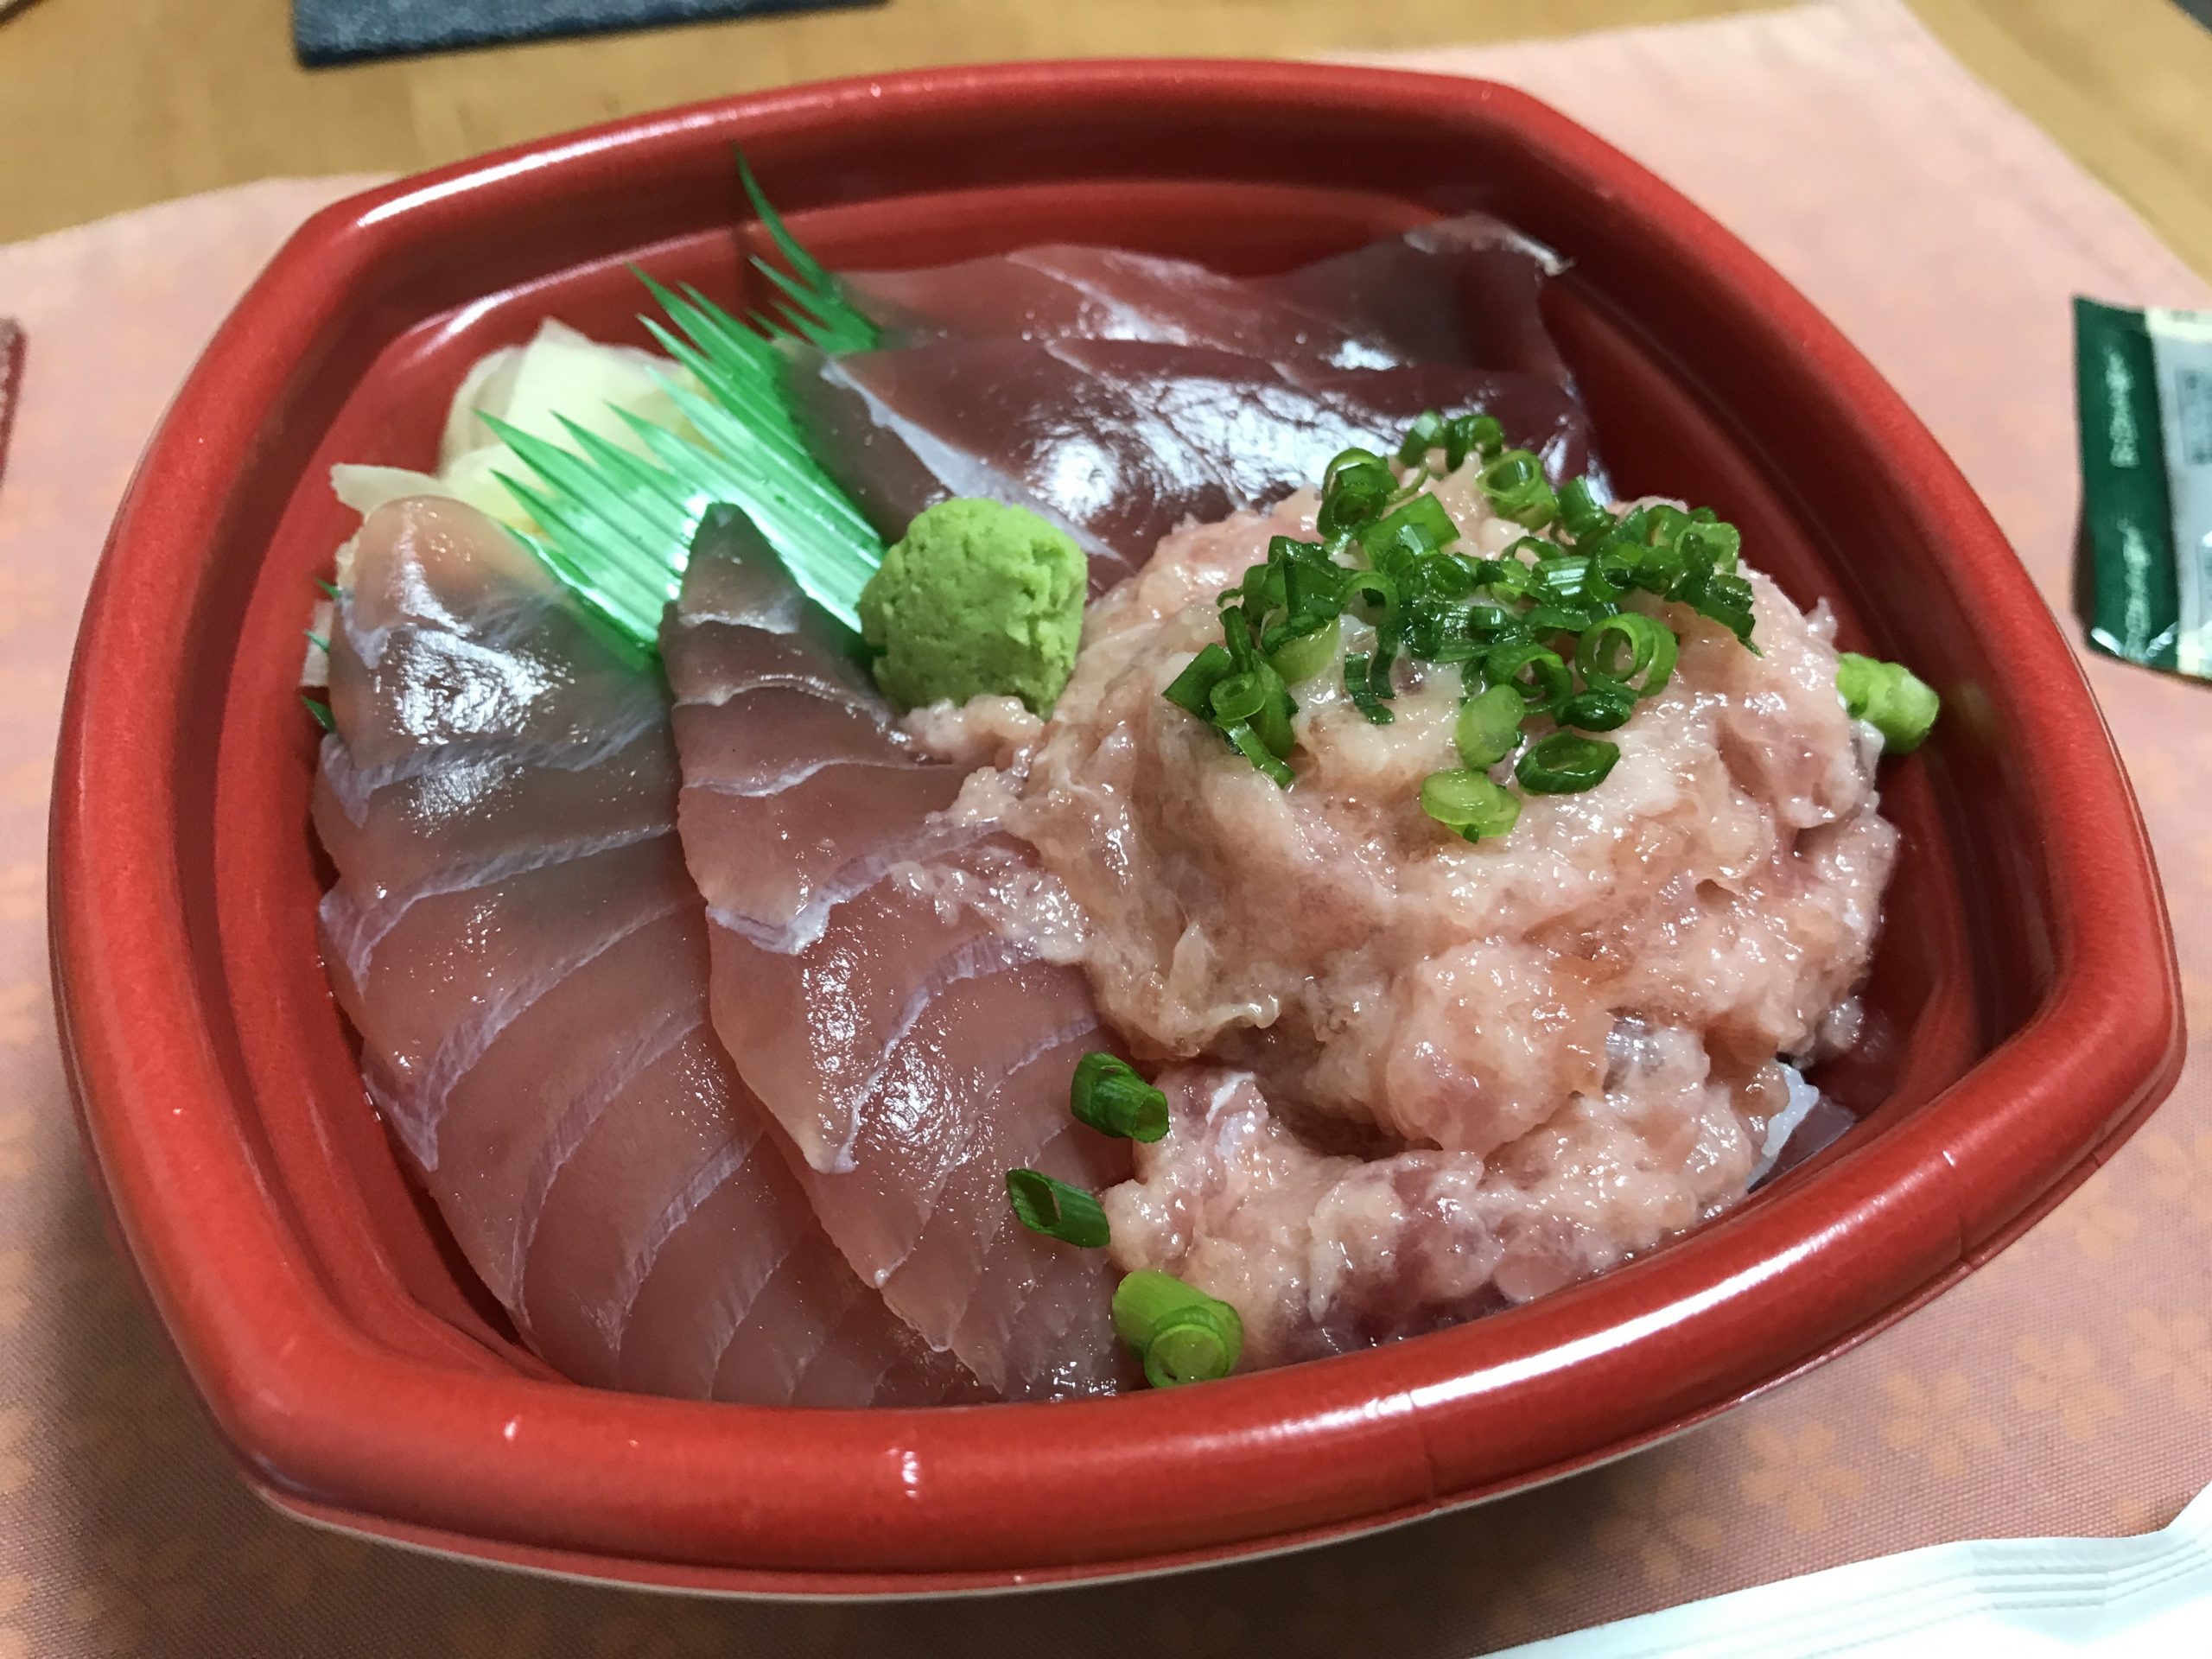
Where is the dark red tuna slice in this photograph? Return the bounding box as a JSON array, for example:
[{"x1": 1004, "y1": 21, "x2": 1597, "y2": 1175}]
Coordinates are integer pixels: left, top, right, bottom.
[
  {"x1": 663, "y1": 509, "x2": 1135, "y2": 1398},
  {"x1": 317, "y1": 494, "x2": 961, "y2": 1407}
]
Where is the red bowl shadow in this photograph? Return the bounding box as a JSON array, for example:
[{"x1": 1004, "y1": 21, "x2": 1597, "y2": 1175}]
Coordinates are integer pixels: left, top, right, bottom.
[{"x1": 50, "y1": 60, "x2": 2181, "y2": 1592}]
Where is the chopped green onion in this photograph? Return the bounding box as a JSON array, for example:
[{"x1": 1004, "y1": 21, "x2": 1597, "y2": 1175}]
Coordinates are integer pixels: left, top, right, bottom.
[
  {"x1": 1456, "y1": 682, "x2": 1525, "y2": 769},
  {"x1": 1402, "y1": 596, "x2": 1478, "y2": 661},
  {"x1": 1588, "y1": 537, "x2": 1648, "y2": 594},
  {"x1": 1159, "y1": 406, "x2": 1762, "y2": 838},
  {"x1": 1641, "y1": 504, "x2": 1691, "y2": 549},
  {"x1": 1444, "y1": 413, "x2": 1505, "y2": 471},
  {"x1": 1219, "y1": 601, "x2": 1259, "y2": 673},
  {"x1": 1249, "y1": 671, "x2": 1298, "y2": 758},
  {"x1": 1421, "y1": 767, "x2": 1522, "y2": 841},
  {"x1": 1224, "y1": 720, "x2": 1296, "y2": 786},
  {"x1": 314, "y1": 578, "x2": 344, "y2": 601},
  {"x1": 1397, "y1": 409, "x2": 1446, "y2": 465},
  {"x1": 1516, "y1": 731, "x2": 1621, "y2": 794},
  {"x1": 1344, "y1": 652, "x2": 1395, "y2": 724},
  {"x1": 1006, "y1": 1169, "x2": 1109, "y2": 1248},
  {"x1": 1479, "y1": 448, "x2": 1539, "y2": 493},
  {"x1": 1558, "y1": 476, "x2": 1611, "y2": 541},
  {"x1": 1464, "y1": 603, "x2": 1530, "y2": 648},
  {"x1": 303, "y1": 630, "x2": 331, "y2": 655},
  {"x1": 1484, "y1": 642, "x2": 1572, "y2": 715},
  {"x1": 1836, "y1": 652, "x2": 1941, "y2": 753},
  {"x1": 1230, "y1": 557, "x2": 1287, "y2": 613},
  {"x1": 1163, "y1": 644, "x2": 1234, "y2": 718},
  {"x1": 301, "y1": 696, "x2": 336, "y2": 733},
  {"x1": 1319, "y1": 453, "x2": 1395, "y2": 537},
  {"x1": 1112, "y1": 1270, "x2": 1244, "y2": 1388},
  {"x1": 1471, "y1": 556, "x2": 1525, "y2": 594},
  {"x1": 1479, "y1": 448, "x2": 1559, "y2": 529},
  {"x1": 1681, "y1": 568, "x2": 1759, "y2": 650},
  {"x1": 1283, "y1": 553, "x2": 1348, "y2": 620},
  {"x1": 1559, "y1": 685, "x2": 1635, "y2": 731},
  {"x1": 1368, "y1": 624, "x2": 1402, "y2": 696},
  {"x1": 1678, "y1": 519, "x2": 1742, "y2": 575},
  {"x1": 1628, "y1": 537, "x2": 1685, "y2": 596},
  {"x1": 1421, "y1": 553, "x2": 1484, "y2": 602},
  {"x1": 1322, "y1": 446, "x2": 1387, "y2": 492},
  {"x1": 1341, "y1": 568, "x2": 1399, "y2": 620},
  {"x1": 1357, "y1": 493, "x2": 1459, "y2": 565},
  {"x1": 1524, "y1": 602, "x2": 1602, "y2": 637},
  {"x1": 1575, "y1": 613, "x2": 1678, "y2": 696},
  {"x1": 1071, "y1": 1052, "x2": 1170, "y2": 1143},
  {"x1": 1531, "y1": 552, "x2": 1622, "y2": 611},
  {"x1": 1209, "y1": 670, "x2": 1270, "y2": 726},
  {"x1": 1265, "y1": 614, "x2": 1341, "y2": 684}
]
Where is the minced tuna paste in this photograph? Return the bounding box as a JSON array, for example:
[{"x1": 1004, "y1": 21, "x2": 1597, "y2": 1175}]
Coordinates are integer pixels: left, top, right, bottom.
[{"x1": 931, "y1": 463, "x2": 1895, "y2": 1367}]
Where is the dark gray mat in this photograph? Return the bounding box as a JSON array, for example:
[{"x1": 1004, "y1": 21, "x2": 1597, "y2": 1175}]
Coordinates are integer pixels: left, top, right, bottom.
[{"x1": 295, "y1": 0, "x2": 877, "y2": 66}]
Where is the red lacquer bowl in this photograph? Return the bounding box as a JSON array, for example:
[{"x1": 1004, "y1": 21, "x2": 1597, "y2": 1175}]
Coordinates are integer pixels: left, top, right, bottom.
[{"x1": 52, "y1": 60, "x2": 2180, "y2": 1593}]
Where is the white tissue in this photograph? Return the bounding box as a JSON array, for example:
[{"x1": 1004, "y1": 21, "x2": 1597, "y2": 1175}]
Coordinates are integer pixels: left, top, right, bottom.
[{"x1": 1494, "y1": 1480, "x2": 2212, "y2": 1657}]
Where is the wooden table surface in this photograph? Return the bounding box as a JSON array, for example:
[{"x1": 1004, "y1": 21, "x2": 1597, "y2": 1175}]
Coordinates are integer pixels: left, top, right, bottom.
[{"x1": 3, "y1": 0, "x2": 2211, "y2": 276}]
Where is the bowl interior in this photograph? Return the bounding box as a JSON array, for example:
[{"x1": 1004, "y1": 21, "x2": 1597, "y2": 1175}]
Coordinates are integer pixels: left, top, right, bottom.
[{"x1": 213, "y1": 168, "x2": 2003, "y2": 1382}]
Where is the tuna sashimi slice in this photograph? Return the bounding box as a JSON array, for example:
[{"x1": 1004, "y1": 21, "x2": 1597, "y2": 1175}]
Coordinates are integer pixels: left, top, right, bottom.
[
  {"x1": 785, "y1": 337, "x2": 1591, "y2": 588},
  {"x1": 840, "y1": 215, "x2": 1576, "y2": 389},
  {"x1": 844, "y1": 244, "x2": 1395, "y2": 365},
  {"x1": 1251, "y1": 214, "x2": 1579, "y2": 389},
  {"x1": 663, "y1": 508, "x2": 1135, "y2": 1398},
  {"x1": 316, "y1": 494, "x2": 963, "y2": 1407}
]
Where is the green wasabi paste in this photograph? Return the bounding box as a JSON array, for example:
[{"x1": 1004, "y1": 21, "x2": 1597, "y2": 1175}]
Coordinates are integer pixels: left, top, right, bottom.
[{"x1": 858, "y1": 499, "x2": 1086, "y2": 715}]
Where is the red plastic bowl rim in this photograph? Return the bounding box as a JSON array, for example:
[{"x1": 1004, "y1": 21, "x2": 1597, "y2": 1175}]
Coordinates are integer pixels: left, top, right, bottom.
[{"x1": 51, "y1": 58, "x2": 2179, "y2": 1586}]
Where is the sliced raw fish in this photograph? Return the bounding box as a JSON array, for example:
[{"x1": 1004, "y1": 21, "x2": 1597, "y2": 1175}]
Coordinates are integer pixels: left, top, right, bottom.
[
  {"x1": 845, "y1": 244, "x2": 1395, "y2": 365},
  {"x1": 793, "y1": 214, "x2": 1591, "y2": 586},
  {"x1": 316, "y1": 494, "x2": 962, "y2": 1407},
  {"x1": 785, "y1": 336, "x2": 1592, "y2": 588},
  {"x1": 662, "y1": 508, "x2": 1135, "y2": 1398},
  {"x1": 841, "y1": 215, "x2": 1574, "y2": 387},
  {"x1": 1251, "y1": 214, "x2": 1578, "y2": 389}
]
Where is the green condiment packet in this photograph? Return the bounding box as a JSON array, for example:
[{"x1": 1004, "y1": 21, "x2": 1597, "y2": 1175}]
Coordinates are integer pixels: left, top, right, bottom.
[{"x1": 2075, "y1": 297, "x2": 2212, "y2": 674}]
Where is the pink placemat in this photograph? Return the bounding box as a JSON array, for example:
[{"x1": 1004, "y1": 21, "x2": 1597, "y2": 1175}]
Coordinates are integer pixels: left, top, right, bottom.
[{"x1": 3, "y1": 3, "x2": 2209, "y2": 1654}]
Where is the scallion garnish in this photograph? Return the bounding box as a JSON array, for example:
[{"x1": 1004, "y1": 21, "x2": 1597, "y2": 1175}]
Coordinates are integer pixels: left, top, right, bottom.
[
  {"x1": 1836, "y1": 652, "x2": 1941, "y2": 753},
  {"x1": 1558, "y1": 685, "x2": 1635, "y2": 732},
  {"x1": 1152, "y1": 407, "x2": 1826, "y2": 835},
  {"x1": 1006, "y1": 1169, "x2": 1110, "y2": 1249},
  {"x1": 1517, "y1": 731, "x2": 1621, "y2": 794},
  {"x1": 1223, "y1": 720, "x2": 1296, "y2": 787},
  {"x1": 1357, "y1": 493, "x2": 1458, "y2": 564},
  {"x1": 1112, "y1": 1270, "x2": 1244, "y2": 1388},
  {"x1": 1070, "y1": 1052, "x2": 1171, "y2": 1142},
  {"x1": 1209, "y1": 669, "x2": 1272, "y2": 727},
  {"x1": 1344, "y1": 652, "x2": 1394, "y2": 725},
  {"x1": 1163, "y1": 643, "x2": 1234, "y2": 719},
  {"x1": 301, "y1": 696, "x2": 336, "y2": 734},
  {"x1": 1484, "y1": 642, "x2": 1573, "y2": 715},
  {"x1": 1421, "y1": 768, "x2": 1522, "y2": 842},
  {"x1": 1264, "y1": 613, "x2": 1340, "y2": 685},
  {"x1": 1443, "y1": 412, "x2": 1503, "y2": 471},
  {"x1": 1558, "y1": 475, "x2": 1611, "y2": 541},
  {"x1": 1575, "y1": 613, "x2": 1677, "y2": 696},
  {"x1": 1396, "y1": 409, "x2": 1446, "y2": 465},
  {"x1": 1455, "y1": 683, "x2": 1525, "y2": 769},
  {"x1": 1478, "y1": 448, "x2": 1559, "y2": 529},
  {"x1": 1319, "y1": 448, "x2": 1395, "y2": 537}
]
